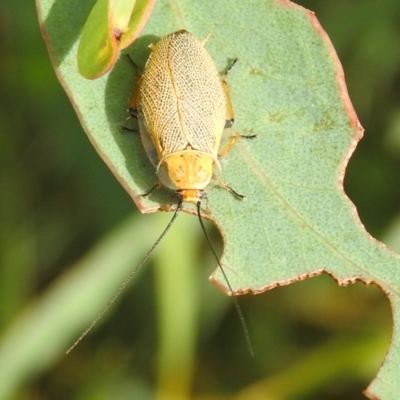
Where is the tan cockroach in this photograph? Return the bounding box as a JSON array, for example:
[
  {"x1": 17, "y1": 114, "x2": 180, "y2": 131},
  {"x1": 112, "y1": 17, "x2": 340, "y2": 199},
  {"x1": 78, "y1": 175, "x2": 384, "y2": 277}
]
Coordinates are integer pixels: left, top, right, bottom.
[{"x1": 67, "y1": 30, "x2": 255, "y2": 354}]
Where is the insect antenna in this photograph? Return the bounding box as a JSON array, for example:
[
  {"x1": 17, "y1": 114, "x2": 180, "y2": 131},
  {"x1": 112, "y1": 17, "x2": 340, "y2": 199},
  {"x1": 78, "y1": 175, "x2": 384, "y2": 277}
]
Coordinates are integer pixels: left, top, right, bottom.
[
  {"x1": 66, "y1": 201, "x2": 183, "y2": 354},
  {"x1": 196, "y1": 201, "x2": 254, "y2": 357}
]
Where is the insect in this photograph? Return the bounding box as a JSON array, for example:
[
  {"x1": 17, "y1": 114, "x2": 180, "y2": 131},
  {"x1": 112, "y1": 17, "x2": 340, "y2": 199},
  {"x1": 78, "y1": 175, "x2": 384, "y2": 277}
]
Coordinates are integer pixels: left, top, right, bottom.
[
  {"x1": 131, "y1": 29, "x2": 245, "y2": 205},
  {"x1": 67, "y1": 30, "x2": 254, "y2": 354}
]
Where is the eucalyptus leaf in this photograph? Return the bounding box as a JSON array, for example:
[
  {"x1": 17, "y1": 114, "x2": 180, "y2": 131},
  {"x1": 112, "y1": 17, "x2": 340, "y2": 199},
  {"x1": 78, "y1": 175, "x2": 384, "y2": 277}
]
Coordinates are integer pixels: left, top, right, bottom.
[{"x1": 36, "y1": 0, "x2": 400, "y2": 398}]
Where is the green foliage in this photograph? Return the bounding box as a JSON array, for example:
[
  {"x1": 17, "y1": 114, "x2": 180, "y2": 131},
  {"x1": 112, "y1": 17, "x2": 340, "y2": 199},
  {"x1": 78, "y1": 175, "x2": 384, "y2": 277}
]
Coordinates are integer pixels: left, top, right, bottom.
[
  {"x1": 0, "y1": 0, "x2": 399, "y2": 399},
  {"x1": 77, "y1": 0, "x2": 155, "y2": 78}
]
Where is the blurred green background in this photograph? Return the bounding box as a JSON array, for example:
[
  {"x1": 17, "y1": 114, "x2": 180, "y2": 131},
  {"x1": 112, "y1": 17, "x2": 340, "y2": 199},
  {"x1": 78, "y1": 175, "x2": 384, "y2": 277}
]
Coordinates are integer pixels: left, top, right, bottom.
[{"x1": 0, "y1": 0, "x2": 399, "y2": 399}]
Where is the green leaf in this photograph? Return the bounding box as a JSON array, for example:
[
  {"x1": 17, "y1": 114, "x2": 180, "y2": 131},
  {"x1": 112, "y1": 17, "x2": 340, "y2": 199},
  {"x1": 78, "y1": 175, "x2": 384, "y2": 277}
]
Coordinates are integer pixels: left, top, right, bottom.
[
  {"x1": 36, "y1": 0, "x2": 400, "y2": 398},
  {"x1": 112, "y1": 0, "x2": 137, "y2": 33},
  {"x1": 77, "y1": 0, "x2": 155, "y2": 79},
  {"x1": 116, "y1": 0, "x2": 157, "y2": 50},
  {"x1": 77, "y1": 0, "x2": 117, "y2": 79},
  {"x1": 0, "y1": 213, "x2": 163, "y2": 400}
]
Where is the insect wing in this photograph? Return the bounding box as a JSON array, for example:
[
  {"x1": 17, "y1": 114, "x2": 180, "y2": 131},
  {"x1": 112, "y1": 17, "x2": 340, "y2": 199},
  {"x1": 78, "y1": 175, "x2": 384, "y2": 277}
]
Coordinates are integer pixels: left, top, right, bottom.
[{"x1": 139, "y1": 31, "x2": 226, "y2": 159}]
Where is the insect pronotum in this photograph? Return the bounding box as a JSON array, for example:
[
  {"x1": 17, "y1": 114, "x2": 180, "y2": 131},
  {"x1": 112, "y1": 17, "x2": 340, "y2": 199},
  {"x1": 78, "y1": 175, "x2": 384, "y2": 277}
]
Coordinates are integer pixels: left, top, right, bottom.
[{"x1": 67, "y1": 30, "x2": 255, "y2": 355}]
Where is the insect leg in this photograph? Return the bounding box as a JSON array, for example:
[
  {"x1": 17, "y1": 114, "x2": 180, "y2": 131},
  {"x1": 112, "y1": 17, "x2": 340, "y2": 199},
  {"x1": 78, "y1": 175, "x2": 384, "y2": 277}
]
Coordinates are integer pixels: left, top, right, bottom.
[
  {"x1": 122, "y1": 57, "x2": 143, "y2": 131},
  {"x1": 218, "y1": 132, "x2": 257, "y2": 159},
  {"x1": 124, "y1": 54, "x2": 143, "y2": 118},
  {"x1": 140, "y1": 181, "x2": 162, "y2": 198},
  {"x1": 221, "y1": 58, "x2": 238, "y2": 128},
  {"x1": 212, "y1": 175, "x2": 245, "y2": 201},
  {"x1": 128, "y1": 76, "x2": 143, "y2": 119}
]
